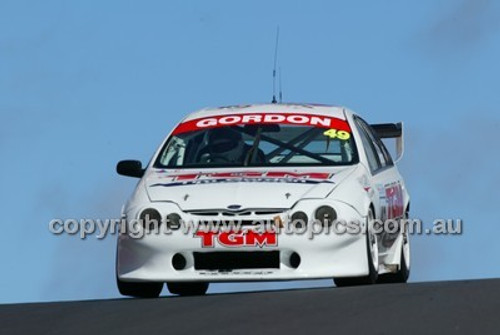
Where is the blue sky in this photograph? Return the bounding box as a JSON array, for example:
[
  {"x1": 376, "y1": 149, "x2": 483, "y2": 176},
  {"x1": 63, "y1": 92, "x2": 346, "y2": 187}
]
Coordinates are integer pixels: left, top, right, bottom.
[{"x1": 1, "y1": 0, "x2": 500, "y2": 303}]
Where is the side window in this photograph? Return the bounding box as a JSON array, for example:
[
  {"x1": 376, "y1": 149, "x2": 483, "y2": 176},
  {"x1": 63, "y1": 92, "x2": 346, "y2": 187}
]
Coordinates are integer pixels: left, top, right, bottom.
[
  {"x1": 357, "y1": 117, "x2": 395, "y2": 170},
  {"x1": 354, "y1": 118, "x2": 381, "y2": 173},
  {"x1": 362, "y1": 123, "x2": 387, "y2": 167},
  {"x1": 361, "y1": 119, "x2": 394, "y2": 167},
  {"x1": 376, "y1": 138, "x2": 394, "y2": 166}
]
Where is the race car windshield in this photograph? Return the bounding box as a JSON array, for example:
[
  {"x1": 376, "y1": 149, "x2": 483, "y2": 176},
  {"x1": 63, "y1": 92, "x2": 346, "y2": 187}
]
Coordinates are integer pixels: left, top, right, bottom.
[{"x1": 155, "y1": 122, "x2": 358, "y2": 168}]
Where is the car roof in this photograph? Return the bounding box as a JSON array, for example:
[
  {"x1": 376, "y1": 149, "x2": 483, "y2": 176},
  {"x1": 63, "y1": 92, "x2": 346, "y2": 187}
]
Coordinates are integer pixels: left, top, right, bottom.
[{"x1": 182, "y1": 103, "x2": 352, "y2": 121}]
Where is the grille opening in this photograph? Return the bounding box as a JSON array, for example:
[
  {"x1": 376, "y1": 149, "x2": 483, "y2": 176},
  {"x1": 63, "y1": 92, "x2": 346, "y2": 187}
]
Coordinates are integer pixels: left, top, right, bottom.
[
  {"x1": 197, "y1": 220, "x2": 273, "y2": 227},
  {"x1": 254, "y1": 210, "x2": 283, "y2": 215},
  {"x1": 194, "y1": 251, "x2": 280, "y2": 271},
  {"x1": 187, "y1": 209, "x2": 285, "y2": 217},
  {"x1": 221, "y1": 211, "x2": 252, "y2": 216},
  {"x1": 189, "y1": 211, "x2": 219, "y2": 216}
]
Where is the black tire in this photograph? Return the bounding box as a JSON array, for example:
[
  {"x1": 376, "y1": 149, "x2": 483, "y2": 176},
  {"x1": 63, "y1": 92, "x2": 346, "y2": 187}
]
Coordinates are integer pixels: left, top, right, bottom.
[
  {"x1": 377, "y1": 210, "x2": 410, "y2": 284},
  {"x1": 377, "y1": 251, "x2": 409, "y2": 284},
  {"x1": 334, "y1": 209, "x2": 378, "y2": 287},
  {"x1": 377, "y1": 234, "x2": 410, "y2": 283},
  {"x1": 117, "y1": 278, "x2": 163, "y2": 298},
  {"x1": 167, "y1": 282, "x2": 209, "y2": 296}
]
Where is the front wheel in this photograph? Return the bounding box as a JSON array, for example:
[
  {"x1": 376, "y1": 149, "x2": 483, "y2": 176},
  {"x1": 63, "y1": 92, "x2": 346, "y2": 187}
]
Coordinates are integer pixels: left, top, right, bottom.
[
  {"x1": 167, "y1": 282, "x2": 209, "y2": 296},
  {"x1": 334, "y1": 208, "x2": 379, "y2": 287},
  {"x1": 117, "y1": 278, "x2": 163, "y2": 298}
]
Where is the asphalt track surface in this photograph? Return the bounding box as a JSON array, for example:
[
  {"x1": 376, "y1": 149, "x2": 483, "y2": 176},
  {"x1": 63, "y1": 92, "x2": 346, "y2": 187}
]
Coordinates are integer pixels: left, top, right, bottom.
[{"x1": 1, "y1": 278, "x2": 499, "y2": 334}]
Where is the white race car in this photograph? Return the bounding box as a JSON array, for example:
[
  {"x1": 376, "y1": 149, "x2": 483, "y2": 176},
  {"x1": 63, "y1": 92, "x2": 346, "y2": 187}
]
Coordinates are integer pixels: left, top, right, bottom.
[{"x1": 116, "y1": 103, "x2": 410, "y2": 297}]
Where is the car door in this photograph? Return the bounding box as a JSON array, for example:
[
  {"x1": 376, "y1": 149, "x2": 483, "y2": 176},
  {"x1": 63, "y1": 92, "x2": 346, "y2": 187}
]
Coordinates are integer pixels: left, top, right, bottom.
[
  {"x1": 353, "y1": 116, "x2": 405, "y2": 223},
  {"x1": 353, "y1": 116, "x2": 406, "y2": 255}
]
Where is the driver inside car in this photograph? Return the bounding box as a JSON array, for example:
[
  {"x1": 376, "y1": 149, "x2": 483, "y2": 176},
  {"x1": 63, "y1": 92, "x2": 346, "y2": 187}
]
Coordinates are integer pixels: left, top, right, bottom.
[{"x1": 197, "y1": 127, "x2": 265, "y2": 165}]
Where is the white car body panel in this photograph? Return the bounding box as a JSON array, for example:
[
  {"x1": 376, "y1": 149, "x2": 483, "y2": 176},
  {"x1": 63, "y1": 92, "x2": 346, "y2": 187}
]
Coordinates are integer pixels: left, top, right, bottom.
[{"x1": 116, "y1": 103, "x2": 410, "y2": 283}]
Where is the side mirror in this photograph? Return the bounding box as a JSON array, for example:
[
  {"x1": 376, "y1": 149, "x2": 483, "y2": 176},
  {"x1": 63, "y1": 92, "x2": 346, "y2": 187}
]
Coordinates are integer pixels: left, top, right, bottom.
[{"x1": 116, "y1": 160, "x2": 144, "y2": 178}]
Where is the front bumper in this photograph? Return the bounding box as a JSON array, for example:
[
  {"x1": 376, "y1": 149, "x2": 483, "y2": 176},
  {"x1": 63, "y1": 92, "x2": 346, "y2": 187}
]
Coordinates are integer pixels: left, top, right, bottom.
[{"x1": 116, "y1": 200, "x2": 369, "y2": 282}]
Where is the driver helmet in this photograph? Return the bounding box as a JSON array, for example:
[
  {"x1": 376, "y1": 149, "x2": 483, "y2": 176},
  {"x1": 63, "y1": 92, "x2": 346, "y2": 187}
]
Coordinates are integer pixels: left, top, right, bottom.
[{"x1": 206, "y1": 127, "x2": 245, "y2": 162}]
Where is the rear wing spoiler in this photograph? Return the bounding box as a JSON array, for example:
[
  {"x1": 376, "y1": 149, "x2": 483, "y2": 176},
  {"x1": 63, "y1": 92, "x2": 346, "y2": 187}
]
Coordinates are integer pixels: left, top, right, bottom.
[{"x1": 370, "y1": 122, "x2": 404, "y2": 162}]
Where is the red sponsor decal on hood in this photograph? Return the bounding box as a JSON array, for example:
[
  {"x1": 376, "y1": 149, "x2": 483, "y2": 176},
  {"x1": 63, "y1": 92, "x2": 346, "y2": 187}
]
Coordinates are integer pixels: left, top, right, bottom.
[
  {"x1": 150, "y1": 170, "x2": 335, "y2": 187},
  {"x1": 172, "y1": 113, "x2": 350, "y2": 135},
  {"x1": 162, "y1": 171, "x2": 333, "y2": 181}
]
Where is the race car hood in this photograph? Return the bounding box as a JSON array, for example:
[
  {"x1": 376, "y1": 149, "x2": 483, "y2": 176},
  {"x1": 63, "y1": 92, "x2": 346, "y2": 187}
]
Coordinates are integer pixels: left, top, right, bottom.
[{"x1": 144, "y1": 166, "x2": 357, "y2": 211}]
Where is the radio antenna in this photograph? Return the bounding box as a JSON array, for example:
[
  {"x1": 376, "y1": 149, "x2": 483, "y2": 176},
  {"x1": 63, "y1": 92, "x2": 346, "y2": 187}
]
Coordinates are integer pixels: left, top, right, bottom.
[
  {"x1": 271, "y1": 26, "x2": 280, "y2": 104},
  {"x1": 279, "y1": 66, "x2": 283, "y2": 103}
]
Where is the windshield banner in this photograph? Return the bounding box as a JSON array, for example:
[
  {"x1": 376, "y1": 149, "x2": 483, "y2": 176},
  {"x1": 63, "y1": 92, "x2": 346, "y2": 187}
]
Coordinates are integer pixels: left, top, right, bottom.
[{"x1": 172, "y1": 113, "x2": 351, "y2": 135}]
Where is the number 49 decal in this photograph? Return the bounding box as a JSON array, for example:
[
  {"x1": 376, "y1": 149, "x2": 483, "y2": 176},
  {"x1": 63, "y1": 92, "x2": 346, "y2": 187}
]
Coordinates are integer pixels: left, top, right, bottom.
[{"x1": 323, "y1": 129, "x2": 351, "y2": 140}]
